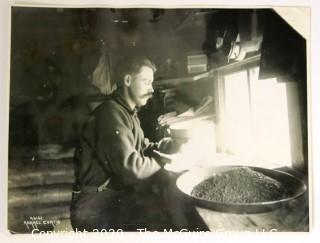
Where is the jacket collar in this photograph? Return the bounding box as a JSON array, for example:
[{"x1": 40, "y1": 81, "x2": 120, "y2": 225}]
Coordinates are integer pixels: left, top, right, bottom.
[{"x1": 112, "y1": 90, "x2": 137, "y2": 115}]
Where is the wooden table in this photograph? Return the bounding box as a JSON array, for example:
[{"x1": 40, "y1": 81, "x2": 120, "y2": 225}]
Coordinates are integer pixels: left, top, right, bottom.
[{"x1": 195, "y1": 194, "x2": 309, "y2": 232}]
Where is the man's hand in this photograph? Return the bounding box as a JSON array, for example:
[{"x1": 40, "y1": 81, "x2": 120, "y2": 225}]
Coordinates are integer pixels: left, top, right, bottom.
[
  {"x1": 157, "y1": 137, "x2": 189, "y2": 154},
  {"x1": 151, "y1": 150, "x2": 188, "y2": 167},
  {"x1": 157, "y1": 137, "x2": 172, "y2": 153},
  {"x1": 152, "y1": 150, "x2": 173, "y2": 164}
]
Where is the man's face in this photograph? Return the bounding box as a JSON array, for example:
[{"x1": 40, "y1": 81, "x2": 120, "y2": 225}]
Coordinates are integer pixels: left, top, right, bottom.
[{"x1": 127, "y1": 66, "x2": 154, "y2": 108}]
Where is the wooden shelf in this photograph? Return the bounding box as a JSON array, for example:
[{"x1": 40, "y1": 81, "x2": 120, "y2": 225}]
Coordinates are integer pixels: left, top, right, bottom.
[{"x1": 154, "y1": 54, "x2": 261, "y2": 87}]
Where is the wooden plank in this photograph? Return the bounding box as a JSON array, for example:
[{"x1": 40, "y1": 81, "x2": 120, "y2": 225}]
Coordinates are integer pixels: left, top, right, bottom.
[
  {"x1": 8, "y1": 184, "x2": 73, "y2": 208},
  {"x1": 9, "y1": 159, "x2": 75, "y2": 188},
  {"x1": 8, "y1": 204, "x2": 70, "y2": 234},
  {"x1": 195, "y1": 195, "x2": 308, "y2": 232},
  {"x1": 154, "y1": 55, "x2": 261, "y2": 87}
]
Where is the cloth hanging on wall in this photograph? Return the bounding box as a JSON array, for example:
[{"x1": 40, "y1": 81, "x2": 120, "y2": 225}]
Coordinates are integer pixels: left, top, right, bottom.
[{"x1": 91, "y1": 45, "x2": 117, "y2": 95}]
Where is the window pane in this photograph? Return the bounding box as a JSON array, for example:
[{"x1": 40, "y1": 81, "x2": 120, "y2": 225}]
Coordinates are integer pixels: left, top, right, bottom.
[
  {"x1": 249, "y1": 67, "x2": 291, "y2": 165},
  {"x1": 224, "y1": 70, "x2": 253, "y2": 156},
  {"x1": 222, "y1": 67, "x2": 292, "y2": 167}
]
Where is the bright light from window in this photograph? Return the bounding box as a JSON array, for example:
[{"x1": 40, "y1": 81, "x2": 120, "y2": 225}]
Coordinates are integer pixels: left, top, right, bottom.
[
  {"x1": 222, "y1": 67, "x2": 291, "y2": 167},
  {"x1": 224, "y1": 70, "x2": 253, "y2": 156},
  {"x1": 249, "y1": 67, "x2": 291, "y2": 166}
]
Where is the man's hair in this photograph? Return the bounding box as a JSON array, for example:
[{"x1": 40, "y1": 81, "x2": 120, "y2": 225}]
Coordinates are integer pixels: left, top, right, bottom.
[{"x1": 114, "y1": 55, "x2": 156, "y2": 87}]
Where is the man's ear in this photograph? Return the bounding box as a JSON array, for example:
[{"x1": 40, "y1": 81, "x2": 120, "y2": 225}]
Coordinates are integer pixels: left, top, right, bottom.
[{"x1": 124, "y1": 74, "x2": 132, "y2": 87}]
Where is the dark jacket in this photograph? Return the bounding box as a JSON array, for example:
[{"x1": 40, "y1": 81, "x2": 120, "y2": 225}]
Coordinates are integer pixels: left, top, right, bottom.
[
  {"x1": 74, "y1": 91, "x2": 162, "y2": 190},
  {"x1": 70, "y1": 91, "x2": 170, "y2": 231}
]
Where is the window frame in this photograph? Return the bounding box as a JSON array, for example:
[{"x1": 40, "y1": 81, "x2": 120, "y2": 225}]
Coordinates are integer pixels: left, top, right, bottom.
[{"x1": 213, "y1": 56, "x2": 301, "y2": 169}]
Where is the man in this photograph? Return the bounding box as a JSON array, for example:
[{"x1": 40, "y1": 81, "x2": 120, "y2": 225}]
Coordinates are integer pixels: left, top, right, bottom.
[{"x1": 70, "y1": 55, "x2": 172, "y2": 231}]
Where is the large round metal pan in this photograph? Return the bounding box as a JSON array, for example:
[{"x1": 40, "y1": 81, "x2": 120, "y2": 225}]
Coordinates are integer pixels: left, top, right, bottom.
[{"x1": 176, "y1": 166, "x2": 307, "y2": 214}]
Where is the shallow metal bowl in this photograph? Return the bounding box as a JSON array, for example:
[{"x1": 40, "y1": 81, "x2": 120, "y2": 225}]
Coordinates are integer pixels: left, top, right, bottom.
[{"x1": 176, "y1": 166, "x2": 307, "y2": 214}]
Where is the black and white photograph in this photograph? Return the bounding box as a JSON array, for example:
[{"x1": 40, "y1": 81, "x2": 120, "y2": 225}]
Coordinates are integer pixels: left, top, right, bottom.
[{"x1": 6, "y1": 5, "x2": 310, "y2": 235}]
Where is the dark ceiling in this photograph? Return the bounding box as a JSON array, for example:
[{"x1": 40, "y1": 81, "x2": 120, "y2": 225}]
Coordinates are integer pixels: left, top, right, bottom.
[{"x1": 11, "y1": 8, "x2": 305, "y2": 97}]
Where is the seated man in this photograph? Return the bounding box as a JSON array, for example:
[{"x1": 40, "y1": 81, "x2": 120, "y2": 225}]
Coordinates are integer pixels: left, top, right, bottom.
[{"x1": 70, "y1": 55, "x2": 173, "y2": 232}]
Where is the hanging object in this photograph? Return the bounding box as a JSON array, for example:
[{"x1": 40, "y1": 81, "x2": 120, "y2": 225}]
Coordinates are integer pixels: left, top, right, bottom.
[
  {"x1": 203, "y1": 10, "x2": 262, "y2": 64},
  {"x1": 91, "y1": 45, "x2": 116, "y2": 95},
  {"x1": 227, "y1": 10, "x2": 263, "y2": 63}
]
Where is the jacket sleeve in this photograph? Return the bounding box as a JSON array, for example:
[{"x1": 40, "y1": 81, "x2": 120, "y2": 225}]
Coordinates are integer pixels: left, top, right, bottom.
[{"x1": 95, "y1": 105, "x2": 161, "y2": 185}]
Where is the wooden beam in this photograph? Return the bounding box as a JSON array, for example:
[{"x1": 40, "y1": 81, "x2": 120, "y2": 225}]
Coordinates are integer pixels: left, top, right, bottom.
[{"x1": 154, "y1": 54, "x2": 261, "y2": 87}]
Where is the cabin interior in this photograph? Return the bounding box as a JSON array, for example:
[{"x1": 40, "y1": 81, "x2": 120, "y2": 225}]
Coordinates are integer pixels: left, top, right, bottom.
[{"x1": 8, "y1": 7, "x2": 308, "y2": 233}]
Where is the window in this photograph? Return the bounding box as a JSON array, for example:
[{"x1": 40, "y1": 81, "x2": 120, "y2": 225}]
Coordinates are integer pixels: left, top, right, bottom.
[{"x1": 216, "y1": 65, "x2": 292, "y2": 167}]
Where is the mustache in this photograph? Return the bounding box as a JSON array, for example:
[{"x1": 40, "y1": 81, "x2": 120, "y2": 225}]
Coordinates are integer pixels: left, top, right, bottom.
[{"x1": 141, "y1": 92, "x2": 154, "y2": 98}]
